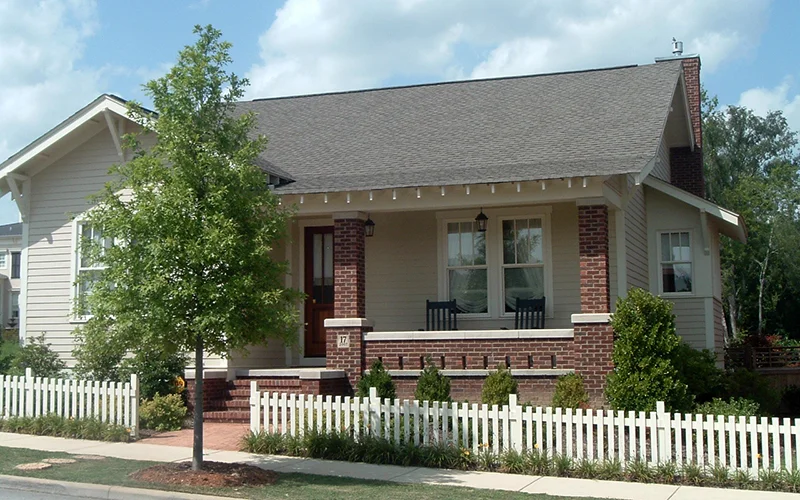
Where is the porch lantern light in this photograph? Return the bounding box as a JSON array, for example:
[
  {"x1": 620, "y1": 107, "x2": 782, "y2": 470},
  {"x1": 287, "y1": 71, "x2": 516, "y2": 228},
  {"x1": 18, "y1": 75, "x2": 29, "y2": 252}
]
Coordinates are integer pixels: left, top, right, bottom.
[
  {"x1": 475, "y1": 208, "x2": 488, "y2": 232},
  {"x1": 364, "y1": 215, "x2": 376, "y2": 237}
]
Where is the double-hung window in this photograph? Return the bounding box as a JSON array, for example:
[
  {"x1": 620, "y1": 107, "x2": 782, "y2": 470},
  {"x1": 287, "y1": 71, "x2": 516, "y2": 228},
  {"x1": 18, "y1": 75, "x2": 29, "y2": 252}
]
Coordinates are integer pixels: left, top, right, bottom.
[
  {"x1": 10, "y1": 252, "x2": 20, "y2": 279},
  {"x1": 0, "y1": 251, "x2": 7, "y2": 268},
  {"x1": 446, "y1": 221, "x2": 488, "y2": 314},
  {"x1": 74, "y1": 222, "x2": 111, "y2": 317},
  {"x1": 660, "y1": 231, "x2": 692, "y2": 293},
  {"x1": 501, "y1": 218, "x2": 545, "y2": 312}
]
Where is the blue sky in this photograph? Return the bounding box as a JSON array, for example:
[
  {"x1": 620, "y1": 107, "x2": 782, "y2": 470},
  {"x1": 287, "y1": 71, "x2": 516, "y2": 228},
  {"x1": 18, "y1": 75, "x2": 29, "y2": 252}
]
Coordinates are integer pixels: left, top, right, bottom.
[{"x1": 1, "y1": 0, "x2": 798, "y2": 224}]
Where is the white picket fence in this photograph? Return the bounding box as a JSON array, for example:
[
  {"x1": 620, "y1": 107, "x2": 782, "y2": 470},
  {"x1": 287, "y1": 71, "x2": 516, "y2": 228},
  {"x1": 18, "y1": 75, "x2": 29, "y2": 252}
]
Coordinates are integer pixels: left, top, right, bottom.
[
  {"x1": 0, "y1": 368, "x2": 140, "y2": 437},
  {"x1": 250, "y1": 385, "x2": 800, "y2": 475}
]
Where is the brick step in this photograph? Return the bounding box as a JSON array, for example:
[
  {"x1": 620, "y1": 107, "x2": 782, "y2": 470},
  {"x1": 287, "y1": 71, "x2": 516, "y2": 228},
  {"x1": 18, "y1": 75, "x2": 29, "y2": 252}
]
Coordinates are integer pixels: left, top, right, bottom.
[
  {"x1": 203, "y1": 410, "x2": 249, "y2": 423},
  {"x1": 214, "y1": 399, "x2": 250, "y2": 410},
  {"x1": 230, "y1": 379, "x2": 301, "y2": 389}
]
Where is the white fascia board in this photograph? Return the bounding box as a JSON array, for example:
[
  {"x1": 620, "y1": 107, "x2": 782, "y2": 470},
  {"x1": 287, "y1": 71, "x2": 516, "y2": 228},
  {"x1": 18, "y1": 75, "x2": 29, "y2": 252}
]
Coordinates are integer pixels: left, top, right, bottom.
[
  {"x1": 0, "y1": 96, "x2": 132, "y2": 179},
  {"x1": 643, "y1": 176, "x2": 747, "y2": 242}
]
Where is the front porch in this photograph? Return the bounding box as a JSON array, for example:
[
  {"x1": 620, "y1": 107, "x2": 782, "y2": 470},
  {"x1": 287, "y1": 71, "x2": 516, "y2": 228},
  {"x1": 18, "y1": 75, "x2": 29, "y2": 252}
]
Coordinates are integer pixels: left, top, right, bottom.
[{"x1": 199, "y1": 181, "x2": 620, "y2": 413}]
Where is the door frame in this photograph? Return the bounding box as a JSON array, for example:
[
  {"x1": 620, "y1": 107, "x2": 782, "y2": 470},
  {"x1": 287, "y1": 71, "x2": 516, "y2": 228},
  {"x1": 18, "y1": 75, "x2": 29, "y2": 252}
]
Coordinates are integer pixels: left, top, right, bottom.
[{"x1": 296, "y1": 218, "x2": 334, "y2": 367}]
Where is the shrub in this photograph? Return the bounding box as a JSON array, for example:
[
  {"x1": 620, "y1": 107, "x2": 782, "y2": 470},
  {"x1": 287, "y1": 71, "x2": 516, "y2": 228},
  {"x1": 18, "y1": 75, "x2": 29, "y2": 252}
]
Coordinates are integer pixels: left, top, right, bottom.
[
  {"x1": 672, "y1": 342, "x2": 725, "y2": 404},
  {"x1": 606, "y1": 289, "x2": 691, "y2": 412},
  {"x1": 696, "y1": 397, "x2": 761, "y2": 417},
  {"x1": 119, "y1": 347, "x2": 188, "y2": 400},
  {"x1": 0, "y1": 336, "x2": 21, "y2": 375},
  {"x1": 551, "y1": 373, "x2": 588, "y2": 409},
  {"x1": 415, "y1": 357, "x2": 451, "y2": 402},
  {"x1": 482, "y1": 365, "x2": 518, "y2": 406},
  {"x1": 0, "y1": 414, "x2": 129, "y2": 442},
  {"x1": 139, "y1": 393, "x2": 186, "y2": 431},
  {"x1": 723, "y1": 369, "x2": 780, "y2": 415},
  {"x1": 10, "y1": 334, "x2": 66, "y2": 378},
  {"x1": 356, "y1": 359, "x2": 396, "y2": 400},
  {"x1": 72, "y1": 320, "x2": 125, "y2": 381}
]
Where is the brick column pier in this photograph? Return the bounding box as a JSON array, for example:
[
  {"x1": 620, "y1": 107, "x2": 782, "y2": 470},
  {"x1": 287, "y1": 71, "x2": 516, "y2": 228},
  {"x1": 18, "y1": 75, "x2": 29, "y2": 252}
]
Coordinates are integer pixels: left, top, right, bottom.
[
  {"x1": 324, "y1": 213, "x2": 372, "y2": 393},
  {"x1": 572, "y1": 204, "x2": 614, "y2": 404}
]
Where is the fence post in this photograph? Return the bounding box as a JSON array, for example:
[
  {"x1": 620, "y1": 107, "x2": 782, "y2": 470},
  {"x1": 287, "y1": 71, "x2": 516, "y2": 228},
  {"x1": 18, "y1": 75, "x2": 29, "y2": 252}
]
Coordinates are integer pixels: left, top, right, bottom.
[
  {"x1": 369, "y1": 387, "x2": 380, "y2": 437},
  {"x1": 509, "y1": 394, "x2": 522, "y2": 452},
  {"x1": 130, "y1": 373, "x2": 139, "y2": 439},
  {"x1": 250, "y1": 381, "x2": 260, "y2": 434},
  {"x1": 24, "y1": 368, "x2": 33, "y2": 417},
  {"x1": 656, "y1": 401, "x2": 667, "y2": 463}
]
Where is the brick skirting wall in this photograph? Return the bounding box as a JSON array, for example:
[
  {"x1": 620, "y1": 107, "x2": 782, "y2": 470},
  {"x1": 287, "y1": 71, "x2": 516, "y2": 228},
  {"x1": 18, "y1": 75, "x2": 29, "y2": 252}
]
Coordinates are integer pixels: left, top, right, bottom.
[
  {"x1": 392, "y1": 376, "x2": 560, "y2": 405},
  {"x1": 186, "y1": 377, "x2": 228, "y2": 413},
  {"x1": 365, "y1": 339, "x2": 575, "y2": 371}
]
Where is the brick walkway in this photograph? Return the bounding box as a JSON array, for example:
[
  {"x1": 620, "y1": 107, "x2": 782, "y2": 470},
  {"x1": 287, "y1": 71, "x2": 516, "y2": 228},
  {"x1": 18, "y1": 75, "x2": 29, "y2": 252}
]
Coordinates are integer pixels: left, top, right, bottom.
[{"x1": 138, "y1": 422, "x2": 250, "y2": 451}]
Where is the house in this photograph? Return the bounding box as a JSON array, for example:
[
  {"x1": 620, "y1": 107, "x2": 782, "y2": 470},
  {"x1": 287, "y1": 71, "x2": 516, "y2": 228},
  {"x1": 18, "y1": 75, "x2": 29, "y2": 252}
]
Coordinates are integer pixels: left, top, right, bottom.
[
  {"x1": 0, "y1": 53, "x2": 746, "y2": 414},
  {"x1": 0, "y1": 222, "x2": 23, "y2": 331}
]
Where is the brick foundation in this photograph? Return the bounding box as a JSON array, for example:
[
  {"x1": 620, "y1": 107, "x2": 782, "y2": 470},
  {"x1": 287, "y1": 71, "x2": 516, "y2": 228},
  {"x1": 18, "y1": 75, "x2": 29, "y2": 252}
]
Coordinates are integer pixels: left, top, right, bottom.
[
  {"x1": 393, "y1": 376, "x2": 559, "y2": 405},
  {"x1": 185, "y1": 377, "x2": 228, "y2": 413},
  {"x1": 365, "y1": 339, "x2": 574, "y2": 371}
]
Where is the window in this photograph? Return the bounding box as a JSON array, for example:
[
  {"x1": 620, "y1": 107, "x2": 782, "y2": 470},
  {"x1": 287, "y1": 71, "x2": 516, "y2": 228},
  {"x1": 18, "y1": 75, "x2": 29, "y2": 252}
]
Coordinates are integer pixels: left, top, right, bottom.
[
  {"x1": 660, "y1": 231, "x2": 692, "y2": 293},
  {"x1": 10, "y1": 251, "x2": 20, "y2": 279},
  {"x1": 446, "y1": 221, "x2": 488, "y2": 314},
  {"x1": 74, "y1": 222, "x2": 110, "y2": 317},
  {"x1": 11, "y1": 291, "x2": 19, "y2": 319},
  {"x1": 0, "y1": 251, "x2": 6, "y2": 268},
  {"x1": 441, "y1": 210, "x2": 552, "y2": 318},
  {"x1": 501, "y1": 218, "x2": 545, "y2": 312}
]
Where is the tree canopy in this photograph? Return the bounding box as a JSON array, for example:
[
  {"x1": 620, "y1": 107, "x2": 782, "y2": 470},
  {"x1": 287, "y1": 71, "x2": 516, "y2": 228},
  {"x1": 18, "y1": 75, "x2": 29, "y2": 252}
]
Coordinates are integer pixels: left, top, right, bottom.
[
  {"x1": 703, "y1": 90, "x2": 800, "y2": 340},
  {"x1": 74, "y1": 25, "x2": 301, "y2": 469}
]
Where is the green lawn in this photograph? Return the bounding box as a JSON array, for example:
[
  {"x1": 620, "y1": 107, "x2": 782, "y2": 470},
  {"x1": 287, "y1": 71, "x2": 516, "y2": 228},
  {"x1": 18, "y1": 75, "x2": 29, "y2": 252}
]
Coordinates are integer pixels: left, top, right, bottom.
[{"x1": 0, "y1": 446, "x2": 604, "y2": 500}]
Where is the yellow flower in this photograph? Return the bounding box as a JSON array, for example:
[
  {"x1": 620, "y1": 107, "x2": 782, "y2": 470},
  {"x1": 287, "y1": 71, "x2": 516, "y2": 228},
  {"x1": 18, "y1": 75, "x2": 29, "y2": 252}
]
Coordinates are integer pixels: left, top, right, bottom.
[
  {"x1": 757, "y1": 453, "x2": 762, "y2": 459},
  {"x1": 463, "y1": 450, "x2": 470, "y2": 456},
  {"x1": 173, "y1": 376, "x2": 186, "y2": 393},
  {"x1": 534, "y1": 443, "x2": 540, "y2": 449}
]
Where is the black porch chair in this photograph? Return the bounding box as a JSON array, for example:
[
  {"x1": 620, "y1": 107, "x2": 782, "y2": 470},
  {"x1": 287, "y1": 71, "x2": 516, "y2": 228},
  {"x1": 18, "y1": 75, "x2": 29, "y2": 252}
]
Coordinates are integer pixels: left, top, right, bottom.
[
  {"x1": 514, "y1": 297, "x2": 546, "y2": 329},
  {"x1": 426, "y1": 299, "x2": 458, "y2": 331}
]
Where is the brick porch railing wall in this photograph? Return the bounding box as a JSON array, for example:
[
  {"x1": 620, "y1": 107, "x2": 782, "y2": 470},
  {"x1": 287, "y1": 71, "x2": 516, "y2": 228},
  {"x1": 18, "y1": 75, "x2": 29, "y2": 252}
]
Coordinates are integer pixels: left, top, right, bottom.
[
  {"x1": 365, "y1": 339, "x2": 574, "y2": 372},
  {"x1": 573, "y1": 205, "x2": 614, "y2": 402}
]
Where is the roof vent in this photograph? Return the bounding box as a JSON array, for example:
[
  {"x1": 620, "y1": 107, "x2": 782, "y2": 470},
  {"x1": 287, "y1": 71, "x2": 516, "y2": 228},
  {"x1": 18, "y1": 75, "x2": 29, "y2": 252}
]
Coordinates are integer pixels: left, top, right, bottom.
[{"x1": 672, "y1": 38, "x2": 684, "y2": 56}]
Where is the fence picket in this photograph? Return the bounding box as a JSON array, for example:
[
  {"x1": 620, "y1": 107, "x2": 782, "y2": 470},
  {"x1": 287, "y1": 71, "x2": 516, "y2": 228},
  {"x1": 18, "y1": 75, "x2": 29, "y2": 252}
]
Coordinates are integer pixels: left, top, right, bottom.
[{"x1": 771, "y1": 417, "x2": 780, "y2": 471}]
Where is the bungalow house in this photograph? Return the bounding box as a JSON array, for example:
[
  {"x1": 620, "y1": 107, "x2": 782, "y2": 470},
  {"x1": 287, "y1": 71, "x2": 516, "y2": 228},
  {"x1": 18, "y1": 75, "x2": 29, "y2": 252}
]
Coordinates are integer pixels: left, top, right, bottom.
[{"x1": 0, "y1": 53, "x2": 745, "y2": 416}]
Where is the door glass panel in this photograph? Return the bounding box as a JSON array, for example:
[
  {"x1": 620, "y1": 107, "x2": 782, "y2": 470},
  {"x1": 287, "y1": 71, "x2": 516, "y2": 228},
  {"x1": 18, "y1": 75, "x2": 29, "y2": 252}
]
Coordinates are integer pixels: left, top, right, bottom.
[
  {"x1": 323, "y1": 232, "x2": 334, "y2": 304},
  {"x1": 313, "y1": 233, "x2": 323, "y2": 303}
]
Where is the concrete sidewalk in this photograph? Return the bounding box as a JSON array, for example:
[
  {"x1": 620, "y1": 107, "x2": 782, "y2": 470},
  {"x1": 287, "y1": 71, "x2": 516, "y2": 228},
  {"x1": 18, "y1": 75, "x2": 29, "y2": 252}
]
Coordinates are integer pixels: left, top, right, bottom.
[{"x1": 1, "y1": 431, "x2": 798, "y2": 500}]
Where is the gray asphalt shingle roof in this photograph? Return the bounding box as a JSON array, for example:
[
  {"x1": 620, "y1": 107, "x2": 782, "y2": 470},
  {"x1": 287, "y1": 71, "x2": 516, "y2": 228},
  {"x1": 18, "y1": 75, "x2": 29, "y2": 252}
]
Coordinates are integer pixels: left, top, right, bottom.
[
  {"x1": 238, "y1": 60, "x2": 683, "y2": 194},
  {"x1": 0, "y1": 222, "x2": 22, "y2": 237}
]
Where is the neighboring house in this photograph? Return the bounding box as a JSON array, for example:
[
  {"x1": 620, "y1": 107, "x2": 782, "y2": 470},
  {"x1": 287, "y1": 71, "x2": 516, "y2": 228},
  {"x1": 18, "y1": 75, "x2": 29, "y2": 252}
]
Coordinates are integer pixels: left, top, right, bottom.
[
  {"x1": 0, "y1": 53, "x2": 746, "y2": 412},
  {"x1": 0, "y1": 222, "x2": 23, "y2": 331}
]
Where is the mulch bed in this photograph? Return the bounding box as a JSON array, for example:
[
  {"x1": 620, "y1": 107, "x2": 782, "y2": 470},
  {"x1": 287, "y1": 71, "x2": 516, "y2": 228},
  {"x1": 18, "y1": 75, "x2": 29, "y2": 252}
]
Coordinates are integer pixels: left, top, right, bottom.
[{"x1": 130, "y1": 461, "x2": 278, "y2": 488}]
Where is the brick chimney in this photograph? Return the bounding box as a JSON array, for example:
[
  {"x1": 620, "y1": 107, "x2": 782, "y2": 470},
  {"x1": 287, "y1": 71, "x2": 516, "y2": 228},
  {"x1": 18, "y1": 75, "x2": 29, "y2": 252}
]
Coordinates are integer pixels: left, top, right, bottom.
[{"x1": 665, "y1": 56, "x2": 705, "y2": 198}]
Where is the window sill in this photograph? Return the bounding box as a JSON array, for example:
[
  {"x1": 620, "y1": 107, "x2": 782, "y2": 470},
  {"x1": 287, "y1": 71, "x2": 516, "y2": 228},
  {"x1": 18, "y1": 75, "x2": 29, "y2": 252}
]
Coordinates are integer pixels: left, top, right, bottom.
[{"x1": 659, "y1": 292, "x2": 695, "y2": 298}]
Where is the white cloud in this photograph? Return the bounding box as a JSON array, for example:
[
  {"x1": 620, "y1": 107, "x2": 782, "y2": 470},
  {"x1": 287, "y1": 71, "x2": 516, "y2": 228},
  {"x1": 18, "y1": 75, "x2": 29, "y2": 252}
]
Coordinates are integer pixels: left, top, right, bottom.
[
  {"x1": 246, "y1": 0, "x2": 770, "y2": 98},
  {"x1": 738, "y1": 78, "x2": 800, "y2": 133},
  {"x1": 0, "y1": 0, "x2": 104, "y2": 164}
]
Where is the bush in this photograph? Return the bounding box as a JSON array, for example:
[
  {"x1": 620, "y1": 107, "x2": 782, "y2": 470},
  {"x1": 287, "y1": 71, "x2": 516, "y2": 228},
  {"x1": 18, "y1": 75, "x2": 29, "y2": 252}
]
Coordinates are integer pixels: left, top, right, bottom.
[
  {"x1": 672, "y1": 342, "x2": 725, "y2": 404},
  {"x1": 551, "y1": 373, "x2": 589, "y2": 409},
  {"x1": 10, "y1": 334, "x2": 66, "y2": 378},
  {"x1": 723, "y1": 369, "x2": 780, "y2": 415},
  {"x1": 72, "y1": 320, "x2": 125, "y2": 381},
  {"x1": 0, "y1": 336, "x2": 21, "y2": 375},
  {"x1": 356, "y1": 359, "x2": 396, "y2": 400},
  {"x1": 139, "y1": 393, "x2": 186, "y2": 431},
  {"x1": 606, "y1": 289, "x2": 691, "y2": 412},
  {"x1": 415, "y1": 357, "x2": 451, "y2": 402},
  {"x1": 696, "y1": 397, "x2": 761, "y2": 416},
  {"x1": 119, "y1": 347, "x2": 188, "y2": 401},
  {"x1": 482, "y1": 365, "x2": 518, "y2": 406}
]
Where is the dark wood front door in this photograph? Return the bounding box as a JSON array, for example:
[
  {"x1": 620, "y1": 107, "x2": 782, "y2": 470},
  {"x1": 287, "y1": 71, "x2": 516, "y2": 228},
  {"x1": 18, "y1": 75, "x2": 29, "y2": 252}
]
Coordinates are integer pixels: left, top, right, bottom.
[{"x1": 304, "y1": 226, "x2": 334, "y2": 358}]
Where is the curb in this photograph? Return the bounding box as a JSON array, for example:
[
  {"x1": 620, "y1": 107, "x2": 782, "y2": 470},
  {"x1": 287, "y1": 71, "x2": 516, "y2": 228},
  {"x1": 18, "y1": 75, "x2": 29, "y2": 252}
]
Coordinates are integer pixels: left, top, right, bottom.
[{"x1": 0, "y1": 474, "x2": 231, "y2": 500}]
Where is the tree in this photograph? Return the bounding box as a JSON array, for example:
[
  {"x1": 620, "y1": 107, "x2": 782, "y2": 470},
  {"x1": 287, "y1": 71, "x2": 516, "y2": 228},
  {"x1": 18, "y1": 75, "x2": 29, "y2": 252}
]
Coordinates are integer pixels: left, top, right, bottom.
[
  {"x1": 703, "y1": 90, "x2": 800, "y2": 340},
  {"x1": 76, "y1": 25, "x2": 301, "y2": 470}
]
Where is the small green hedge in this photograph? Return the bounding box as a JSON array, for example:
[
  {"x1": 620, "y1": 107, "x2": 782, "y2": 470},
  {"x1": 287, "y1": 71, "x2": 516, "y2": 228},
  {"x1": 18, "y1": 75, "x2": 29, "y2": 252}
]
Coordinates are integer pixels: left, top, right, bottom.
[
  {"x1": 242, "y1": 429, "x2": 800, "y2": 493},
  {"x1": 140, "y1": 393, "x2": 186, "y2": 431},
  {"x1": 482, "y1": 366, "x2": 518, "y2": 406},
  {"x1": 0, "y1": 414, "x2": 131, "y2": 442}
]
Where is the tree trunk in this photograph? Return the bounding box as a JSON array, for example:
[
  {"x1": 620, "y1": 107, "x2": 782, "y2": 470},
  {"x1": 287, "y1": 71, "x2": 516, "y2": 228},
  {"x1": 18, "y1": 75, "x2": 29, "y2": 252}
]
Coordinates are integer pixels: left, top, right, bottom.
[
  {"x1": 757, "y1": 227, "x2": 774, "y2": 337},
  {"x1": 192, "y1": 334, "x2": 204, "y2": 471}
]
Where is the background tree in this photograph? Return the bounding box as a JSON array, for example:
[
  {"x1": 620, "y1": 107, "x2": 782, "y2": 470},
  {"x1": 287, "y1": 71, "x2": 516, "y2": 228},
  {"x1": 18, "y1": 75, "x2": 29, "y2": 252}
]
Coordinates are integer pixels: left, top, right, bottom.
[
  {"x1": 76, "y1": 25, "x2": 300, "y2": 470},
  {"x1": 703, "y1": 91, "x2": 800, "y2": 340}
]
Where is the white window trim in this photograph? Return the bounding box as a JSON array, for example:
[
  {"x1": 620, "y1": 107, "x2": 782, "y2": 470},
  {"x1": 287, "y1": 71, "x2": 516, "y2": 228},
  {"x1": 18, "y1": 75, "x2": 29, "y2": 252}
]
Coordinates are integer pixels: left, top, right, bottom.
[
  {"x1": 69, "y1": 218, "x2": 109, "y2": 323},
  {"x1": 0, "y1": 250, "x2": 7, "y2": 269},
  {"x1": 437, "y1": 207, "x2": 554, "y2": 320},
  {"x1": 657, "y1": 229, "x2": 695, "y2": 297}
]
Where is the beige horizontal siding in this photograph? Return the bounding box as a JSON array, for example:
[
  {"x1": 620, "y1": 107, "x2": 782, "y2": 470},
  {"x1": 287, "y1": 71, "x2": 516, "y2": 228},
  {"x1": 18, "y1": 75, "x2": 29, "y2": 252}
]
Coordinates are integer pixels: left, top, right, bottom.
[
  {"x1": 625, "y1": 175, "x2": 648, "y2": 291},
  {"x1": 670, "y1": 297, "x2": 707, "y2": 350}
]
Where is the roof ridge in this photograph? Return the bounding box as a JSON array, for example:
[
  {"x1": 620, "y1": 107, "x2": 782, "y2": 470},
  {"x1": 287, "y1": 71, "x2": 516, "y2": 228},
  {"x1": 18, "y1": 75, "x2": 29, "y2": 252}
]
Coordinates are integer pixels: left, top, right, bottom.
[{"x1": 247, "y1": 63, "x2": 644, "y2": 103}]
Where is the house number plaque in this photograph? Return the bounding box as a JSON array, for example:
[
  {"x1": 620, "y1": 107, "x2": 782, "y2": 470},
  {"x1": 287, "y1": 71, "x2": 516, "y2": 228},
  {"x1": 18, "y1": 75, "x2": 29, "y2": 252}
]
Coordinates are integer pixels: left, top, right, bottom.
[{"x1": 337, "y1": 333, "x2": 350, "y2": 348}]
